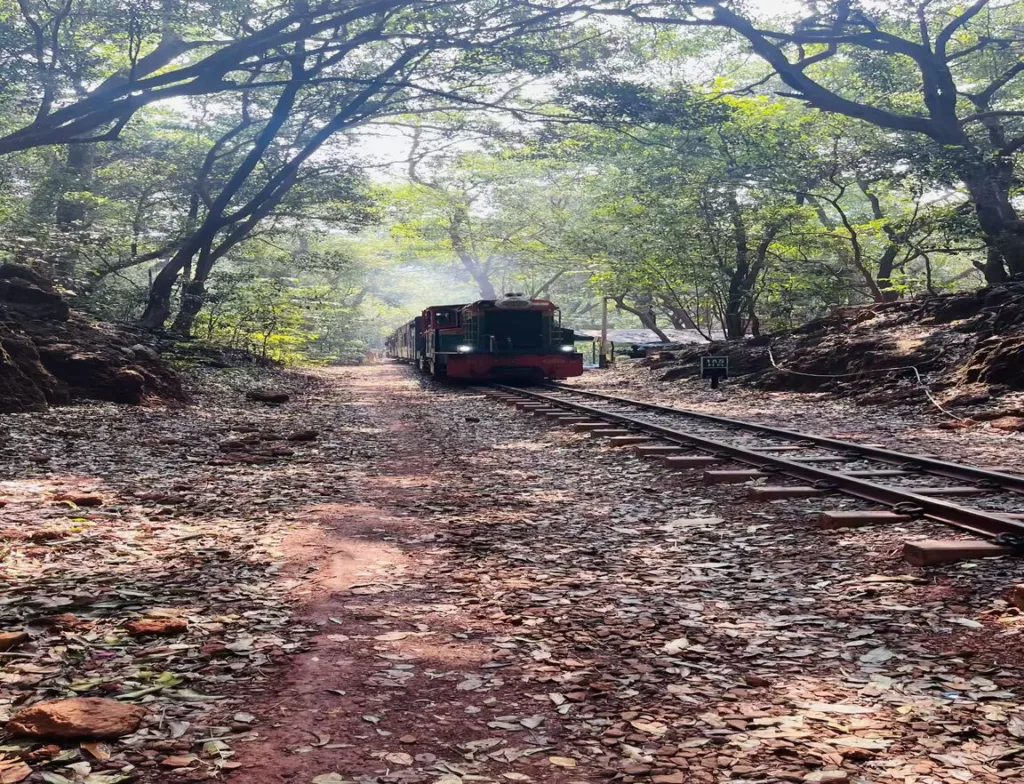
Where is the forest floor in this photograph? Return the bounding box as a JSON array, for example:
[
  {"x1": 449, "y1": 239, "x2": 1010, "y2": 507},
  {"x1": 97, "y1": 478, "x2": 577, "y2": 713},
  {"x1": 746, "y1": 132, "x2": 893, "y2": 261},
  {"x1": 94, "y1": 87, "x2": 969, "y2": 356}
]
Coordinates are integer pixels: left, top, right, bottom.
[{"x1": 2, "y1": 365, "x2": 1024, "y2": 784}]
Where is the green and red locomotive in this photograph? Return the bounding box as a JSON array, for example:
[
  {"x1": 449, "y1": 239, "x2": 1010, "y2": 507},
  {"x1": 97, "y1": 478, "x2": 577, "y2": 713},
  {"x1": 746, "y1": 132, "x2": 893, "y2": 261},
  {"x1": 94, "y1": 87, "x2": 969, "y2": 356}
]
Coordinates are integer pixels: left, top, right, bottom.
[{"x1": 385, "y1": 294, "x2": 583, "y2": 381}]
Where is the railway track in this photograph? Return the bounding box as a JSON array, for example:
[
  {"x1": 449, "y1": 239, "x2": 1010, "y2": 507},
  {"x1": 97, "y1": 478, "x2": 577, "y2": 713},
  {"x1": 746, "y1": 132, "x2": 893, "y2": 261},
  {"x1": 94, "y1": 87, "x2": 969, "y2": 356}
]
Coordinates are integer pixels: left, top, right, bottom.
[{"x1": 483, "y1": 383, "x2": 1024, "y2": 567}]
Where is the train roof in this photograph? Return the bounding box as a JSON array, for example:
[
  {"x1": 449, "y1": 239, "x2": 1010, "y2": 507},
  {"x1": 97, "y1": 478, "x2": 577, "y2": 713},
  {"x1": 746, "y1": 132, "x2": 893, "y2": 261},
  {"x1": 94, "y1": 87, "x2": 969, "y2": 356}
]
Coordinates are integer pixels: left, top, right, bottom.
[{"x1": 426, "y1": 298, "x2": 556, "y2": 311}]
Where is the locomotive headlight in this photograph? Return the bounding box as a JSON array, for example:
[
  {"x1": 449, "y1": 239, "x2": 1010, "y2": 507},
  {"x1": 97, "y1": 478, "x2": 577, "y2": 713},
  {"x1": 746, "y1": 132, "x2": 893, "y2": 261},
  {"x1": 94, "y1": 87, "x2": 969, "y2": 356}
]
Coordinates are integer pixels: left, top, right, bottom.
[
  {"x1": 560, "y1": 345, "x2": 575, "y2": 352},
  {"x1": 457, "y1": 345, "x2": 473, "y2": 353}
]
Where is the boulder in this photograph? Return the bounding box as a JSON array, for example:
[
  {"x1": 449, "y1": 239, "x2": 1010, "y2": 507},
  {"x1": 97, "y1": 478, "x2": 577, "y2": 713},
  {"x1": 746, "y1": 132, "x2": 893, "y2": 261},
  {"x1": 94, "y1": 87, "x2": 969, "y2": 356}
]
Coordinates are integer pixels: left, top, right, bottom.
[
  {"x1": 6, "y1": 698, "x2": 147, "y2": 740},
  {"x1": 246, "y1": 389, "x2": 289, "y2": 404},
  {"x1": 0, "y1": 335, "x2": 48, "y2": 413},
  {"x1": 1, "y1": 329, "x2": 70, "y2": 405},
  {"x1": 287, "y1": 430, "x2": 319, "y2": 442},
  {"x1": 0, "y1": 265, "x2": 186, "y2": 412},
  {"x1": 0, "y1": 265, "x2": 70, "y2": 321},
  {"x1": 130, "y1": 343, "x2": 160, "y2": 361},
  {"x1": 965, "y1": 335, "x2": 1024, "y2": 389}
]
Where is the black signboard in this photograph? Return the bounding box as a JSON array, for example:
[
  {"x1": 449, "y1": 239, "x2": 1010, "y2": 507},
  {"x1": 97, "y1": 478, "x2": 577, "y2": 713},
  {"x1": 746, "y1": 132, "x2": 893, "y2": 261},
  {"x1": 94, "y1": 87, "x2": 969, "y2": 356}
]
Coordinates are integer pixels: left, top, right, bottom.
[{"x1": 700, "y1": 356, "x2": 729, "y2": 389}]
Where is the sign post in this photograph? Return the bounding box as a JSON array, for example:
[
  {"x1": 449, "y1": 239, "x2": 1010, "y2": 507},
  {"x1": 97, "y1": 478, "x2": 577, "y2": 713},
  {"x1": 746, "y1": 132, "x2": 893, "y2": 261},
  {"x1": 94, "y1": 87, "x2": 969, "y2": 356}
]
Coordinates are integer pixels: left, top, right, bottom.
[
  {"x1": 599, "y1": 296, "x2": 609, "y2": 368},
  {"x1": 700, "y1": 356, "x2": 729, "y2": 389}
]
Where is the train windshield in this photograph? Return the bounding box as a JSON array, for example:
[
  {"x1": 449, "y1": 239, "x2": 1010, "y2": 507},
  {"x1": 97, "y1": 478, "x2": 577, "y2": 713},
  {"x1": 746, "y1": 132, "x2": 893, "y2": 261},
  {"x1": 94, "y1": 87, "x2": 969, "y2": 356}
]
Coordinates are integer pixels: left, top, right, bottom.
[{"x1": 484, "y1": 309, "x2": 544, "y2": 351}]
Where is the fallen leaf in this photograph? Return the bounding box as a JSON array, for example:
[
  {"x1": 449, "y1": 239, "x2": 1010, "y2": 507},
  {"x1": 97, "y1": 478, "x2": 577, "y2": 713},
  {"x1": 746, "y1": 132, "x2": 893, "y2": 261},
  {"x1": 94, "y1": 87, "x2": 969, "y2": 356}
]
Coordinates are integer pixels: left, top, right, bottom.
[
  {"x1": 374, "y1": 631, "x2": 411, "y2": 642},
  {"x1": 548, "y1": 756, "x2": 577, "y2": 768},
  {"x1": 859, "y1": 646, "x2": 894, "y2": 664},
  {"x1": 630, "y1": 719, "x2": 668, "y2": 736},
  {"x1": 0, "y1": 761, "x2": 31, "y2": 784},
  {"x1": 384, "y1": 752, "x2": 413, "y2": 766},
  {"x1": 662, "y1": 637, "x2": 689, "y2": 654},
  {"x1": 80, "y1": 742, "x2": 112, "y2": 760}
]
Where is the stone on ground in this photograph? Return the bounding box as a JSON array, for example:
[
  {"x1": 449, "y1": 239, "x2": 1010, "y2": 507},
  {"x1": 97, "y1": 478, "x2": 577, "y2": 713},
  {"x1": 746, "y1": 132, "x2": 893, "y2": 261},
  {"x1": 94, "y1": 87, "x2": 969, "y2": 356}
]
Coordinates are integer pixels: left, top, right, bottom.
[{"x1": 7, "y1": 698, "x2": 147, "y2": 740}]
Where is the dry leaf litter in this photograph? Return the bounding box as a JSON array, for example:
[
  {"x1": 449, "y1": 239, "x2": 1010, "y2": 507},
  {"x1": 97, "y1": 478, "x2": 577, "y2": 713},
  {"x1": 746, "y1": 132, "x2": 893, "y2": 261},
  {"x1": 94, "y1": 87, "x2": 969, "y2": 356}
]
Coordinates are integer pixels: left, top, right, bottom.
[{"x1": 1, "y1": 365, "x2": 1022, "y2": 784}]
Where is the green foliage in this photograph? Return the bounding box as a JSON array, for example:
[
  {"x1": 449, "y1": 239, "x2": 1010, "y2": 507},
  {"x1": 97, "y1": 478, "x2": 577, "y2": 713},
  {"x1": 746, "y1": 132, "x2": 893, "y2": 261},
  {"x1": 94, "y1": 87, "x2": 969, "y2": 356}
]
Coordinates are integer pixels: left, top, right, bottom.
[{"x1": 0, "y1": 0, "x2": 1018, "y2": 355}]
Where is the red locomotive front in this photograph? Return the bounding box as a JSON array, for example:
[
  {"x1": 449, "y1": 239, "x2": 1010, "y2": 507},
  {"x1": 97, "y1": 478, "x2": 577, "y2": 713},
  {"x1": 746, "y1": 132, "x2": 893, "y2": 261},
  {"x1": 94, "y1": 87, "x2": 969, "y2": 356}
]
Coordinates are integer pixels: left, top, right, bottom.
[{"x1": 386, "y1": 294, "x2": 583, "y2": 382}]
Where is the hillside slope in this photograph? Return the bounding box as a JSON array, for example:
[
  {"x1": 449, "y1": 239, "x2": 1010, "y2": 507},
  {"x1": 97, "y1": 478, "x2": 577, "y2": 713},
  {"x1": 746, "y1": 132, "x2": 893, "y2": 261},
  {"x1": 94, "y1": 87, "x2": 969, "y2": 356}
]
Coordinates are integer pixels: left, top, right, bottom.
[
  {"x1": 0, "y1": 265, "x2": 185, "y2": 414},
  {"x1": 633, "y1": 282, "x2": 1024, "y2": 423}
]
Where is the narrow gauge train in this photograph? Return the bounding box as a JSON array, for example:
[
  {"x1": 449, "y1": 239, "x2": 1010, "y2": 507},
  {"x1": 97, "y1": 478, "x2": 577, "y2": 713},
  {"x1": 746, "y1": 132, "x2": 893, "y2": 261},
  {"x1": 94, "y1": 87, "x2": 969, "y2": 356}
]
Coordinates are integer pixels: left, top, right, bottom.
[{"x1": 385, "y1": 293, "x2": 583, "y2": 381}]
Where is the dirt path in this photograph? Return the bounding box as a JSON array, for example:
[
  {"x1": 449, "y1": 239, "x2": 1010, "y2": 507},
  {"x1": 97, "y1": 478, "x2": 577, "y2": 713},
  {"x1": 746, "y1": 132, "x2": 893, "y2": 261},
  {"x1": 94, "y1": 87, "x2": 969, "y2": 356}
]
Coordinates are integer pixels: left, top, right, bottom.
[
  {"x1": 229, "y1": 366, "x2": 1024, "y2": 784},
  {"x1": 3, "y1": 365, "x2": 1024, "y2": 784}
]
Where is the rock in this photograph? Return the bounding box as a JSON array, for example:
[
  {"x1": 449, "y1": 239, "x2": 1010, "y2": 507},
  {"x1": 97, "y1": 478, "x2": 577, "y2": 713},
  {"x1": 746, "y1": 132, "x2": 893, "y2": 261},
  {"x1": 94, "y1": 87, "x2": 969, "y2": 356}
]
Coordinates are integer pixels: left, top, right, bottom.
[
  {"x1": 111, "y1": 368, "x2": 146, "y2": 401},
  {"x1": 966, "y1": 335, "x2": 1024, "y2": 388},
  {"x1": 0, "y1": 265, "x2": 70, "y2": 321},
  {"x1": 54, "y1": 492, "x2": 104, "y2": 507},
  {"x1": 130, "y1": 343, "x2": 160, "y2": 361},
  {"x1": 124, "y1": 618, "x2": 188, "y2": 637},
  {"x1": 0, "y1": 264, "x2": 185, "y2": 413},
  {"x1": 0, "y1": 631, "x2": 29, "y2": 651},
  {"x1": 990, "y1": 416, "x2": 1024, "y2": 432},
  {"x1": 246, "y1": 389, "x2": 289, "y2": 404},
  {"x1": 0, "y1": 328, "x2": 68, "y2": 412},
  {"x1": 7, "y1": 698, "x2": 147, "y2": 740},
  {"x1": 35, "y1": 331, "x2": 183, "y2": 406},
  {"x1": 286, "y1": 429, "x2": 319, "y2": 441},
  {"x1": 804, "y1": 771, "x2": 850, "y2": 783},
  {"x1": 743, "y1": 674, "x2": 772, "y2": 688},
  {"x1": 652, "y1": 774, "x2": 686, "y2": 784}
]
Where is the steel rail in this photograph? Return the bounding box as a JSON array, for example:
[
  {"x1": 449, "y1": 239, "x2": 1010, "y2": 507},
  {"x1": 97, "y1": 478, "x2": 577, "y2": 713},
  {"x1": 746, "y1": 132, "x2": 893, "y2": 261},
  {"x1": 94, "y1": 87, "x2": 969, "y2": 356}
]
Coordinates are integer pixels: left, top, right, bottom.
[
  {"x1": 547, "y1": 384, "x2": 1024, "y2": 494},
  {"x1": 489, "y1": 385, "x2": 1024, "y2": 540}
]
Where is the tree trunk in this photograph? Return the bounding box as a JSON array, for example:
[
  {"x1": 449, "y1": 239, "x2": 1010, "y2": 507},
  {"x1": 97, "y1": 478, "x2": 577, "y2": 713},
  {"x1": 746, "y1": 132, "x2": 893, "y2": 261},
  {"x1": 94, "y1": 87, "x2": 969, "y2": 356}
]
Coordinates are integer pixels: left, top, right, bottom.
[
  {"x1": 661, "y1": 301, "x2": 698, "y2": 329},
  {"x1": 170, "y1": 279, "x2": 207, "y2": 336},
  {"x1": 724, "y1": 193, "x2": 751, "y2": 340},
  {"x1": 876, "y1": 245, "x2": 901, "y2": 302},
  {"x1": 448, "y1": 210, "x2": 496, "y2": 299},
  {"x1": 748, "y1": 304, "x2": 761, "y2": 338},
  {"x1": 979, "y1": 245, "x2": 1009, "y2": 284},
  {"x1": 140, "y1": 229, "x2": 212, "y2": 328},
  {"x1": 140, "y1": 259, "x2": 182, "y2": 329},
  {"x1": 612, "y1": 296, "x2": 670, "y2": 341},
  {"x1": 959, "y1": 164, "x2": 1024, "y2": 280},
  {"x1": 54, "y1": 143, "x2": 97, "y2": 280}
]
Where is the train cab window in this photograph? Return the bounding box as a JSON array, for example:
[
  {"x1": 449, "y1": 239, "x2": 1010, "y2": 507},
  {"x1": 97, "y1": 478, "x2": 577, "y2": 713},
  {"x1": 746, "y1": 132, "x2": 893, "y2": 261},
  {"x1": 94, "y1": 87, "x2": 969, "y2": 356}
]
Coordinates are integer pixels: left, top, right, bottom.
[{"x1": 434, "y1": 310, "x2": 459, "y2": 328}]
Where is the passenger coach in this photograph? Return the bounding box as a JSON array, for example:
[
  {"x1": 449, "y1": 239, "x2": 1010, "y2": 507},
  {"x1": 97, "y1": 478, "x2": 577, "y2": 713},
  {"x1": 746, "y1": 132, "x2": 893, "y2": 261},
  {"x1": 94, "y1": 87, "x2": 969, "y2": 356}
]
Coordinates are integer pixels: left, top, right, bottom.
[{"x1": 384, "y1": 293, "x2": 583, "y2": 381}]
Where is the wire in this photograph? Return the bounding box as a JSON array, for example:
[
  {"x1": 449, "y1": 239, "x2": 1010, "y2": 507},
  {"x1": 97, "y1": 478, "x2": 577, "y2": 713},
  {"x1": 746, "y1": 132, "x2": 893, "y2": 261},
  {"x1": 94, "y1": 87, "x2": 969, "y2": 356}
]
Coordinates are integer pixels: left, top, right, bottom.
[{"x1": 765, "y1": 348, "x2": 966, "y2": 422}]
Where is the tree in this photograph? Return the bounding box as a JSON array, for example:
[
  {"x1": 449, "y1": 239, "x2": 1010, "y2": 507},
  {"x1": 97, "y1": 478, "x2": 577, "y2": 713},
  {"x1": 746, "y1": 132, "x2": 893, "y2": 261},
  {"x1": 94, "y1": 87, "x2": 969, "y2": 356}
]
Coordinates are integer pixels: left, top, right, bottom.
[
  {"x1": 389, "y1": 132, "x2": 596, "y2": 303},
  {"x1": 619, "y1": 0, "x2": 1024, "y2": 280}
]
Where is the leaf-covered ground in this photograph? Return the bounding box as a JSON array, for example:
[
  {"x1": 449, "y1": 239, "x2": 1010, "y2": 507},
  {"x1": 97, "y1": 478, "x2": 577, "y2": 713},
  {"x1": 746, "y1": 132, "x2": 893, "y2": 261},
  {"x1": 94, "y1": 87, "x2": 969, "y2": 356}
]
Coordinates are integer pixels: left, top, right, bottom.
[
  {"x1": 1, "y1": 365, "x2": 1023, "y2": 784},
  {"x1": 563, "y1": 362, "x2": 1024, "y2": 470}
]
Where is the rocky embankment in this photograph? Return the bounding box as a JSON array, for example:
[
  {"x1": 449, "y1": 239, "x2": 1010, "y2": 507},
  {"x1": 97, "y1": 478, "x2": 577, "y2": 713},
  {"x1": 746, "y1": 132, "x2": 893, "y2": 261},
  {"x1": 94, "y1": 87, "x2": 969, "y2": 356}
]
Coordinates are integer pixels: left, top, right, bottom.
[
  {"x1": 0, "y1": 264, "x2": 184, "y2": 413},
  {"x1": 641, "y1": 283, "x2": 1024, "y2": 422}
]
